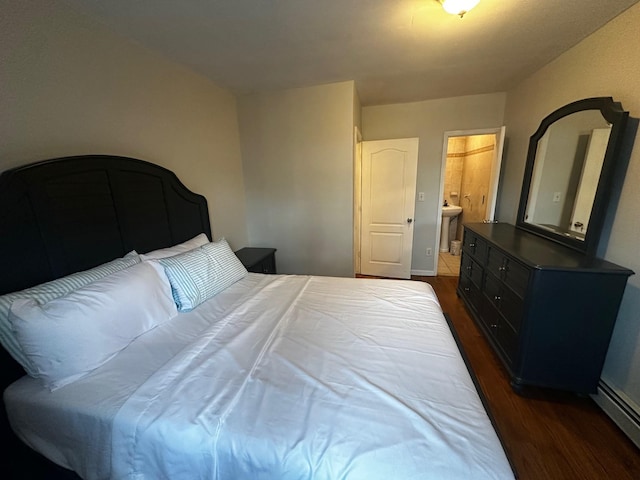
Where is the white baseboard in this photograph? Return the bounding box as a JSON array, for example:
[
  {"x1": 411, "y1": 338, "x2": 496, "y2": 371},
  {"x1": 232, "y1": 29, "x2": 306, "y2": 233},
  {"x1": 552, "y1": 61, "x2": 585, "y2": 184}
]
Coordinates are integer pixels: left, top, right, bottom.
[
  {"x1": 411, "y1": 269, "x2": 435, "y2": 276},
  {"x1": 591, "y1": 380, "x2": 640, "y2": 448}
]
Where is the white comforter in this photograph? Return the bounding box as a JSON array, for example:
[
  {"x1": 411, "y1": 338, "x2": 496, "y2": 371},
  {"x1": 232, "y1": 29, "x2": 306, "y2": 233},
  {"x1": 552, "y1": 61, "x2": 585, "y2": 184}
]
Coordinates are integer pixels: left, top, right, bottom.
[{"x1": 6, "y1": 274, "x2": 514, "y2": 479}]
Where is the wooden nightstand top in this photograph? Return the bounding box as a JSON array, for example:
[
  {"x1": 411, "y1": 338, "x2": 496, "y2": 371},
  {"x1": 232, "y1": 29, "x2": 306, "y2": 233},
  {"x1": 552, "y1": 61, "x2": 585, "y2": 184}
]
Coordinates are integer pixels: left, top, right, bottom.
[{"x1": 234, "y1": 247, "x2": 277, "y2": 274}]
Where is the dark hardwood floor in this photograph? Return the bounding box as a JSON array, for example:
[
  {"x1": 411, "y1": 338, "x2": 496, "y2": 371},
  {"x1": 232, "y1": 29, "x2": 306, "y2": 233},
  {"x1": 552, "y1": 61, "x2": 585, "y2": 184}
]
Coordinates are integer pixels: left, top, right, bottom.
[{"x1": 418, "y1": 275, "x2": 640, "y2": 480}]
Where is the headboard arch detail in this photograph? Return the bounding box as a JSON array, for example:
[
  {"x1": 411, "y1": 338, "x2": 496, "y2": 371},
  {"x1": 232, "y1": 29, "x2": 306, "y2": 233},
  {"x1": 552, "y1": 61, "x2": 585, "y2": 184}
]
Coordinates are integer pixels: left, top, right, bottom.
[{"x1": 0, "y1": 154, "x2": 211, "y2": 295}]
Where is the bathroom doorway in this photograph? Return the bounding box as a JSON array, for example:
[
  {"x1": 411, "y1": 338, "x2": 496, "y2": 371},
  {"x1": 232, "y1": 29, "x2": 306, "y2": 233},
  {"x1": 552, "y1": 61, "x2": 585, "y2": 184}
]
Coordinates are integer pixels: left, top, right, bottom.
[{"x1": 435, "y1": 127, "x2": 505, "y2": 276}]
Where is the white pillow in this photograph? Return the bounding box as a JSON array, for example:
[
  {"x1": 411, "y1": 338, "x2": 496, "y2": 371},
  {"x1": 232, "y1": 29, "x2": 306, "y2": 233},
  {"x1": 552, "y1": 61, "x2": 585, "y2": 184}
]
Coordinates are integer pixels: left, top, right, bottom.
[
  {"x1": 157, "y1": 239, "x2": 248, "y2": 312},
  {"x1": 9, "y1": 261, "x2": 177, "y2": 391},
  {"x1": 140, "y1": 233, "x2": 210, "y2": 260},
  {"x1": 0, "y1": 251, "x2": 141, "y2": 375}
]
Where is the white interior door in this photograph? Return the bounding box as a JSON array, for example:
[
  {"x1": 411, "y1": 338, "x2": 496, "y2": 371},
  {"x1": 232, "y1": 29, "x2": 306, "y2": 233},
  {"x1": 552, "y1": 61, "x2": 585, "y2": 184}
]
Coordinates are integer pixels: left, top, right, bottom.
[{"x1": 361, "y1": 138, "x2": 418, "y2": 279}]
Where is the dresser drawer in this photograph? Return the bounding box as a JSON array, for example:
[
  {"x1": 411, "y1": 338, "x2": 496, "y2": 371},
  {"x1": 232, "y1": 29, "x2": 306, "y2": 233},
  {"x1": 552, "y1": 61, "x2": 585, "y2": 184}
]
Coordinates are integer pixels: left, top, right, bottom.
[
  {"x1": 462, "y1": 230, "x2": 488, "y2": 264},
  {"x1": 486, "y1": 247, "x2": 530, "y2": 298},
  {"x1": 497, "y1": 319, "x2": 518, "y2": 366},
  {"x1": 461, "y1": 253, "x2": 483, "y2": 289},
  {"x1": 483, "y1": 273, "x2": 524, "y2": 332},
  {"x1": 484, "y1": 272, "x2": 501, "y2": 307},
  {"x1": 479, "y1": 294, "x2": 500, "y2": 336},
  {"x1": 482, "y1": 299, "x2": 518, "y2": 367},
  {"x1": 500, "y1": 287, "x2": 524, "y2": 332},
  {"x1": 459, "y1": 274, "x2": 482, "y2": 314}
]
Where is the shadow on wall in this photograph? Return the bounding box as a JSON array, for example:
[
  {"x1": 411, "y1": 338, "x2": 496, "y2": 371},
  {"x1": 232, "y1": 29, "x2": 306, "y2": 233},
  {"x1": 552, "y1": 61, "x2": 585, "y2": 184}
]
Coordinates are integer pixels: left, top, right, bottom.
[
  {"x1": 598, "y1": 117, "x2": 638, "y2": 257},
  {"x1": 601, "y1": 281, "x2": 640, "y2": 389}
]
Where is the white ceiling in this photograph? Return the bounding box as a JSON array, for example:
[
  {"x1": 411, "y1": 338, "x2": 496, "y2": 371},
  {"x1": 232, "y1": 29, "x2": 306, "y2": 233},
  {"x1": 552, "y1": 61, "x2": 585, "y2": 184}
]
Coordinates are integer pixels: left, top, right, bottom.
[{"x1": 63, "y1": 0, "x2": 639, "y2": 106}]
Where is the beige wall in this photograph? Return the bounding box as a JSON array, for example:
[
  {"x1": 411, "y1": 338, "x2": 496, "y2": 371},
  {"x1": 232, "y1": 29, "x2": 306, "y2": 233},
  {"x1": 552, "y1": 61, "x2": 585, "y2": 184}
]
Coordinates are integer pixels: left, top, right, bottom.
[
  {"x1": 0, "y1": 0, "x2": 248, "y2": 248},
  {"x1": 499, "y1": 2, "x2": 640, "y2": 418},
  {"x1": 237, "y1": 81, "x2": 356, "y2": 277},
  {"x1": 363, "y1": 93, "x2": 506, "y2": 274}
]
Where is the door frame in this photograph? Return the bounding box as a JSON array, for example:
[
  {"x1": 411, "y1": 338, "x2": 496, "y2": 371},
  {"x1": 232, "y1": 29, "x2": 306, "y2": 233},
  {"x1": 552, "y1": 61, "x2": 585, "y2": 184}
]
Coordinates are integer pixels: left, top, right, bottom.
[
  {"x1": 353, "y1": 126, "x2": 362, "y2": 275},
  {"x1": 435, "y1": 127, "x2": 506, "y2": 272}
]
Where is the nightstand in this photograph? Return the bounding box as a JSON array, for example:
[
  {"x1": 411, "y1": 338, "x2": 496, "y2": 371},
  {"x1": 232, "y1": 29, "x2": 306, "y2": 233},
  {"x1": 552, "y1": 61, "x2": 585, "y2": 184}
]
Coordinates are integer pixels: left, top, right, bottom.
[{"x1": 234, "y1": 247, "x2": 277, "y2": 274}]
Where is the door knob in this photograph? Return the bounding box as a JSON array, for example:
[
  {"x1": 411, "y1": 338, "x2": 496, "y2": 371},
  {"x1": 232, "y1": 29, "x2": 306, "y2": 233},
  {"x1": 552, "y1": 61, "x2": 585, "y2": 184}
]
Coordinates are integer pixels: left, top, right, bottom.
[{"x1": 407, "y1": 218, "x2": 413, "y2": 224}]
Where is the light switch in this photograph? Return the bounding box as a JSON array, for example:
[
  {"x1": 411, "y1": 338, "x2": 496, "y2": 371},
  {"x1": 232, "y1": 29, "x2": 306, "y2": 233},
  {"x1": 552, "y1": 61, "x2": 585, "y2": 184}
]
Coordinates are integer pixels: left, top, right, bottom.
[
  {"x1": 553, "y1": 192, "x2": 561, "y2": 203},
  {"x1": 418, "y1": 192, "x2": 425, "y2": 201}
]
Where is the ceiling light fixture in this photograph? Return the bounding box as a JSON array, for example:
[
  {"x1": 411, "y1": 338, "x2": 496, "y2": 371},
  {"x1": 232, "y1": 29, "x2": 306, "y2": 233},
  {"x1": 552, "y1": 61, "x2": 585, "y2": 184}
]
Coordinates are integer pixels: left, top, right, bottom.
[{"x1": 439, "y1": 0, "x2": 480, "y2": 18}]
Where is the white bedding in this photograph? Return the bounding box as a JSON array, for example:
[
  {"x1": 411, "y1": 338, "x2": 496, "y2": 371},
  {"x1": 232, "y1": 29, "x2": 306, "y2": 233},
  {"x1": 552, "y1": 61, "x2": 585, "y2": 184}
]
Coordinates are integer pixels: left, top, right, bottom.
[{"x1": 5, "y1": 274, "x2": 514, "y2": 479}]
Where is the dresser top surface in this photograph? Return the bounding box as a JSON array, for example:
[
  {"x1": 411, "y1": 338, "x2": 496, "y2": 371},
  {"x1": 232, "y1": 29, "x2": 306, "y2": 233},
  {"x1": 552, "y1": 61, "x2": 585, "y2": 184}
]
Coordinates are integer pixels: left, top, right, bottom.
[{"x1": 465, "y1": 223, "x2": 633, "y2": 275}]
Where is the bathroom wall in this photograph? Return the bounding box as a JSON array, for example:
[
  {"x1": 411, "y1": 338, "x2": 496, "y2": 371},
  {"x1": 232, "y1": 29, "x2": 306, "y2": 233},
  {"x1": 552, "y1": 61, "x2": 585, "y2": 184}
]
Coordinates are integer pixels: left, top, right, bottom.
[
  {"x1": 460, "y1": 134, "x2": 495, "y2": 227},
  {"x1": 444, "y1": 137, "x2": 465, "y2": 207},
  {"x1": 443, "y1": 135, "x2": 495, "y2": 241}
]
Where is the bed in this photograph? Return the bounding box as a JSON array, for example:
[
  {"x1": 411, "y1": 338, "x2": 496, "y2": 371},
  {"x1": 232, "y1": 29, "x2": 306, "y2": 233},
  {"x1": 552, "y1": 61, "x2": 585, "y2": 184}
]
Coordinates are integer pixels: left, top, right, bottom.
[{"x1": 0, "y1": 155, "x2": 515, "y2": 479}]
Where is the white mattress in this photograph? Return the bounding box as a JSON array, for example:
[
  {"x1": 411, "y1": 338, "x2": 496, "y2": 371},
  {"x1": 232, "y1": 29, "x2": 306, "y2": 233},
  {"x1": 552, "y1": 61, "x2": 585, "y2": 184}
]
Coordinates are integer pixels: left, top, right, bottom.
[{"x1": 4, "y1": 274, "x2": 514, "y2": 479}]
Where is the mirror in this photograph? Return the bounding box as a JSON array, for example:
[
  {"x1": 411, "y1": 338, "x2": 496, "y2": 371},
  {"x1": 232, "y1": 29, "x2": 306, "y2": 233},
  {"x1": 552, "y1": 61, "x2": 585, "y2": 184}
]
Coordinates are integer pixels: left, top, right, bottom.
[{"x1": 516, "y1": 97, "x2": 629, "y2": 255}]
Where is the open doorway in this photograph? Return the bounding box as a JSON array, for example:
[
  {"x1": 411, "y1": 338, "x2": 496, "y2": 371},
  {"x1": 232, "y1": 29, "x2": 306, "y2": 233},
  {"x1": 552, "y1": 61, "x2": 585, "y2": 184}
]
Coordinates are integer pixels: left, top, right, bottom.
[{"x1": 436, "y1": 127, "x2": 505, "y2": 276}]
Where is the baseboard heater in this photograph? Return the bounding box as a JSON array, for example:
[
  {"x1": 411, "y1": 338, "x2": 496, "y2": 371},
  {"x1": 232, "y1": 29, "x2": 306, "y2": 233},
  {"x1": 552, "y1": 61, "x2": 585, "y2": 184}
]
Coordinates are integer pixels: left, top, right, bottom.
[{"x1": 592, "y1": 380, "x2": 640, "y2": 448}]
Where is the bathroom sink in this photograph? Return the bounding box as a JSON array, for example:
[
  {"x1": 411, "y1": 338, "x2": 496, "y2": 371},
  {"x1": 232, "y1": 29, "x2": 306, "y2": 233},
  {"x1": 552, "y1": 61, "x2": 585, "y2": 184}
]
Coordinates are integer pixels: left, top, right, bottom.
[
  {"x1": 442, "y1": 205, "x2": 462, "y2": 217},
  {"x1": 440, "y1": 205, "x2": 463, "y2": 253}
]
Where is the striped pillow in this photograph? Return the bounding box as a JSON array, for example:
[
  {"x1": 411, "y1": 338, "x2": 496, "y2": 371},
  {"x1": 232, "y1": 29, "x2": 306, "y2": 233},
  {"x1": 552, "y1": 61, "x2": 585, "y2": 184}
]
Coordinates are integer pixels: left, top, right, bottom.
[
  {"x1": 0, "y1": 251, "x2": 140, "y2": 376},
  {"x1": 158, "y1": 239, "x2": 247, "y2": 312}
]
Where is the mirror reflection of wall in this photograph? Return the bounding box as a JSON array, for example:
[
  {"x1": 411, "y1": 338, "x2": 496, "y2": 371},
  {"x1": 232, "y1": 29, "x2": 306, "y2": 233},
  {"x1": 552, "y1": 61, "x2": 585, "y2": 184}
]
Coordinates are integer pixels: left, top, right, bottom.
[
  {"x1": 444, "y1": 134, "x2": 496, "y2": 241},
  {"x1": 524, "y1": 110, "x2": 611, "y2": 238},
  {"x1": 569, "y1": 128, "x2": 611, "y2": 235}
]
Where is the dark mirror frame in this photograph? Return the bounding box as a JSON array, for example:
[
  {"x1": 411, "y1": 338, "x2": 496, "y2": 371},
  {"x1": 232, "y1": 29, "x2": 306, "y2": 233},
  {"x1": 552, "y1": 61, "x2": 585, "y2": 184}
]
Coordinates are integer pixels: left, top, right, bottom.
[{"x1": 516, "y1": 97, "x2": 629, "y2": 256}]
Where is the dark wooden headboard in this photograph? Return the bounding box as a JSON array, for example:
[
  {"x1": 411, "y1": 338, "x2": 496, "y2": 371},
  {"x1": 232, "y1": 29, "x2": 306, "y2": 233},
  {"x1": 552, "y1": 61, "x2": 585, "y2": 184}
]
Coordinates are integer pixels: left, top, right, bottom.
[
  {"x1": 0, "y1": 155, "x2": 212, "y2": 478},
  {"x1": 0, "y1": 155, "x2": 211, "y2": 295}
]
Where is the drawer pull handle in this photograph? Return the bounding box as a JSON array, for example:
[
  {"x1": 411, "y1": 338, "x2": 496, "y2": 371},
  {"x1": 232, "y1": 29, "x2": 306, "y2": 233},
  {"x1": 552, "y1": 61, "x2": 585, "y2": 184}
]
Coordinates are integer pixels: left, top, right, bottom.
[
  {"x1": 498, "y1": 266, "x2": 506, "y2": 272},
  {"x1": 490, "y1": 323, "x2": 498, "y2": 329},
  {"x1": 494, "y1": 295, "x2": 501, "y2": 301},
  {"x1": 469, "y1": 243, "x2": 476, "y2": 248},
  {"x1": 466, "y1": 266, "x2": 472, "y2": 271},
  {"x1": 464, "y1": 287, "x2": 470, "y2": 292}
]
